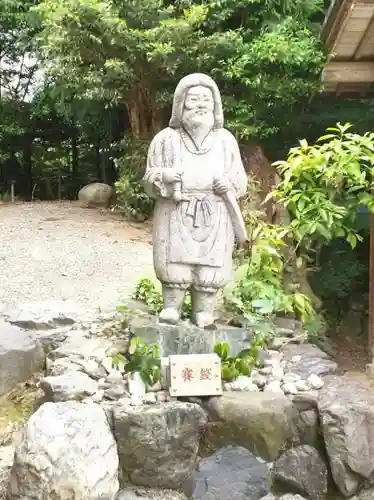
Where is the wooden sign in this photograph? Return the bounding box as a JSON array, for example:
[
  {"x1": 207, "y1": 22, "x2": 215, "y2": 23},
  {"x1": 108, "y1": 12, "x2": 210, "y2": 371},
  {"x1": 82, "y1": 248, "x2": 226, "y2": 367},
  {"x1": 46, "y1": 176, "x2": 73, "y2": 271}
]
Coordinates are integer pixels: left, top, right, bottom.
[{"x1": 169, "y1": 353, "x2": 222, "y2": 397}]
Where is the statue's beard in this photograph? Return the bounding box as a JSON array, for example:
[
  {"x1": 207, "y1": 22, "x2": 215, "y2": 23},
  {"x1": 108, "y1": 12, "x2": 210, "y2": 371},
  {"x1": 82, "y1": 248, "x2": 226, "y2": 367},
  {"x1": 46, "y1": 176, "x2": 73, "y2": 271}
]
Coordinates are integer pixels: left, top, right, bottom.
[{"x1": 182, "y1": 109, "x2": 214, "y2": 134}]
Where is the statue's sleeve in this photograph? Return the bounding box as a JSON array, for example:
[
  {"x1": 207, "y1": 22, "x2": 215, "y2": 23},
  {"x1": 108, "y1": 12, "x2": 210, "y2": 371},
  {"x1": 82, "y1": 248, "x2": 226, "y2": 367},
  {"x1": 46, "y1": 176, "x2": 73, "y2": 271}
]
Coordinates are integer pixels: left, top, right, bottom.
[
  {"x1": 143, "y1": 132, "x2": 171, "y2": 199},
  {"x1": 224, "y1": 131, "x2": 247, "y2": 198}
]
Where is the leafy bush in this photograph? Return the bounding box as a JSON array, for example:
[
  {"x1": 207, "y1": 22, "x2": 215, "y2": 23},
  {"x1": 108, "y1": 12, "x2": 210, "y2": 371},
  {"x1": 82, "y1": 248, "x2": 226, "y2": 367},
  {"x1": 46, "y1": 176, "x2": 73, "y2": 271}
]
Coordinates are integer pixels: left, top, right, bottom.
[
  {"x1": 134, "y1": 278, "x2": 192, "y2": 318},
  {"x1": 214, "y1": 334, "x2": 267, "y2": 381},
  {"x1": 114, "y1": 137, "x2": 154, "y2": 221}
]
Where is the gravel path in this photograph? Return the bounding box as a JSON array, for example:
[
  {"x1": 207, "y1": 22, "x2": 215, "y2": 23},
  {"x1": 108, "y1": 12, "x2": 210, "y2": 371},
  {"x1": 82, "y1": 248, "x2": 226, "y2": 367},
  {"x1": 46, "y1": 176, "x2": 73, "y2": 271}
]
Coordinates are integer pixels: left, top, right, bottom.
[{"x1": 0, "y1": 202, "x2": 153, "y2": 313}]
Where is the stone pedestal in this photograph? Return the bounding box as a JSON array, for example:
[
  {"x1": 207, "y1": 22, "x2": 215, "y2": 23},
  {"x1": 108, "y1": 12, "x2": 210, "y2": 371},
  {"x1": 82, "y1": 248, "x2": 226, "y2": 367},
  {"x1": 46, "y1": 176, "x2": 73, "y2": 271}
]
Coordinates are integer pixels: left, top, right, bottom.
[{"x1": 129, "y1": 315, "x2": 253, "y2": 357}]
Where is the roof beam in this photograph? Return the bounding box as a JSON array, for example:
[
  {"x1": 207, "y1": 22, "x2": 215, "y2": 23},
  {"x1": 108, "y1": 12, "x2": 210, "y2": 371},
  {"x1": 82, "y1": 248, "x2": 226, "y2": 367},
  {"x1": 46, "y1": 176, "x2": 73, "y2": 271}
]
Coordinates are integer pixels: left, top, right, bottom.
[{"x1": 322, "y1": 61, "x2": 374, "y2": 83}]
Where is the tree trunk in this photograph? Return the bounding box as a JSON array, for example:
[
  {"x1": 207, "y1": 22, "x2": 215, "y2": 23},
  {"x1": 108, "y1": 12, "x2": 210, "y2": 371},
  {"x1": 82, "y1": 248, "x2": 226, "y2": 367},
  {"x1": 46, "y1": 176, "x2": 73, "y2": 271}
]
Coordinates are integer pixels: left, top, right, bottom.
[
  {"x1": 127, "y1": 84, "x2": 163, "y2": 138},
  {"x1": 71, "y1": 127, "x2": 79, "y2": 196},
  {"x1": 22, "y1": 139, "x2": 33, "y2": 200}
]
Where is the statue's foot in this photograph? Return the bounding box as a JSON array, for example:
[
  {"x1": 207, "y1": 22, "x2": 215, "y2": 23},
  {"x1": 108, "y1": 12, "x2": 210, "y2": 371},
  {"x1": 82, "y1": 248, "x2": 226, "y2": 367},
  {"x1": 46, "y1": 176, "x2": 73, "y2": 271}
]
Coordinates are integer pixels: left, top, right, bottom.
[
  {"x1": 159, "y1": 307, "x2": 180, "y2": 325},
  {"x1": 194, "y1": 311, "x2": 214, "y2": 329}
]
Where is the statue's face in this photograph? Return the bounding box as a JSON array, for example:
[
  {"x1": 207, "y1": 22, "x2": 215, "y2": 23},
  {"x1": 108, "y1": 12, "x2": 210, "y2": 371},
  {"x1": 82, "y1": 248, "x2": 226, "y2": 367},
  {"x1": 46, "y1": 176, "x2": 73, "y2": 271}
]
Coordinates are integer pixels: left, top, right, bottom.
[{"x1": 182, "y1": 85, "x2": 215, "y2": 130}]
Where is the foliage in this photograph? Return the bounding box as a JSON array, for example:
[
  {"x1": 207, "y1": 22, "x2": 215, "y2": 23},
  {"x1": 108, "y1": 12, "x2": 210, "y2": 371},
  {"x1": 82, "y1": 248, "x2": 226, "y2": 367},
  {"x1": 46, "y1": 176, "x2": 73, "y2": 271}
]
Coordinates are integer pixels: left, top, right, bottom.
[
  {"x1": 214, "y1": 334, "x2": 267, "y2": 382},
  {"x1": 271, "y1": 123, "x2": 374, "y2": 249},
  {"x1": 114, "y1": 138, "x2": 153, "y2": 221},
  {"x1": 34, "y1": 0, "x2": 326, "y2": 139},
  {"x1": 122, "y1": 336, "x2": 161, "y2": 386},
  {"x1": 225, "y1": 179, "x2": 315, "y2": 324},
  {"x1": 134, "y1": 278, "x2": 192, "y2": 318}
]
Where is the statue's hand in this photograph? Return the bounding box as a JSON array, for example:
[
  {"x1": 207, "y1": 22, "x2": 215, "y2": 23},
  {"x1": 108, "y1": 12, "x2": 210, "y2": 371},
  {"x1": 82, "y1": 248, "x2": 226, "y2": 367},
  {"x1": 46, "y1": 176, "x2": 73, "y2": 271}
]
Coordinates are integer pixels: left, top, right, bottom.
[
  {"x1": 213, "y1": 177, "x2": 230, "y2": 195},
  {"x1": 162, "y1": 169, "x2": 182, "y2": 184}
]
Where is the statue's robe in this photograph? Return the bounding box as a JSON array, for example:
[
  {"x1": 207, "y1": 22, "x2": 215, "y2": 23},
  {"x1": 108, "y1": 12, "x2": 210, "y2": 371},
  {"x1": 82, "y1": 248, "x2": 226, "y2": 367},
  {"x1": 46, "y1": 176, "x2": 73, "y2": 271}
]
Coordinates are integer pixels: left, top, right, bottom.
[{"x1": 143, "y1": 127, "x2": 247, "y2": 292}]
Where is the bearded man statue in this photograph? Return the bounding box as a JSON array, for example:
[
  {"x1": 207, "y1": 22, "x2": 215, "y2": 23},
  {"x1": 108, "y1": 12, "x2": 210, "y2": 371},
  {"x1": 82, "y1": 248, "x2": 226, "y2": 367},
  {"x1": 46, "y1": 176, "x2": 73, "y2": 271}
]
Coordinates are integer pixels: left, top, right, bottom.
[{"x1": 144, "y1": 73, "x2": 247, "y2": 328}]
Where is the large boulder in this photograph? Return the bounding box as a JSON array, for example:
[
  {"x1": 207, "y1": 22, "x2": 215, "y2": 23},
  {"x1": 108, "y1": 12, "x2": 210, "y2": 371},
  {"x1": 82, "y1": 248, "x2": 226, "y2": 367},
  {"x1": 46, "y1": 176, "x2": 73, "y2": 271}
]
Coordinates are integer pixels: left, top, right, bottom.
[
  {"x1": 203, "y1": 392, "x2": 296, "y2": 461},
  {"x1": 48, "y1": 332, "x2": 112, "y2": 363},
  {"x1": 129, "y1": 315, "x2": 254, "y2": 357},
  {"x1": 8, "y1": 402, "x2": 119, "y2": 500},
  {"x1": 0, "y1": 320, "x2": 44, "y2": 395},
  {"x1": 113, "y1": 402, "x2": 207, "y2": 490},
  {"x1": 318, "y1": 376, "x2": 374, "y2": 497},
  {"x1": 282, "y1": 344, "x2": 338, "y2": 378},
  {"x1": 78, "y1": 182, "x2": 114, "y2": 208},
  {"x1": 0, "y1": 446, "x2": 14, "y2": 499},
  {"x1": 272, "y1": 445, "x2": 328, "y2": 500},
  {"x1": 40, "y1": 372, "x2": 99, "y2": 402},
  {"x1": 192, "y1": 445, "x2": 270, "y2": 500},
  {"x1": 117, "y1": 488, "x2": 188, "y2": 500},
  {"x1": 4, "y1": 299, "x2": 83, "y2": 330}
]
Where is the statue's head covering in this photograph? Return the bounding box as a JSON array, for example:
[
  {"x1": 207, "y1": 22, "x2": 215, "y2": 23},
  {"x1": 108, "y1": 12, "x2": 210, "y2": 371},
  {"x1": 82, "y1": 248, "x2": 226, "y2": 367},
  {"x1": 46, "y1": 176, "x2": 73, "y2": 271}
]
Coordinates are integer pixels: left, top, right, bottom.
[{"x1": 169, "y1": 73, "x2": 224, "y2": 129}]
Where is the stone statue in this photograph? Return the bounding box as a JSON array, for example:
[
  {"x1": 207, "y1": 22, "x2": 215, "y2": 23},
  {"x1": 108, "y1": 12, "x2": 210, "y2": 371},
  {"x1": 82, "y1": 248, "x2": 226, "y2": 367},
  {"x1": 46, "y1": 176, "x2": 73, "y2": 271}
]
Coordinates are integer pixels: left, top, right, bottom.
[{"x1": 144, "y1": 73, "x2": 247, "y2": 328}]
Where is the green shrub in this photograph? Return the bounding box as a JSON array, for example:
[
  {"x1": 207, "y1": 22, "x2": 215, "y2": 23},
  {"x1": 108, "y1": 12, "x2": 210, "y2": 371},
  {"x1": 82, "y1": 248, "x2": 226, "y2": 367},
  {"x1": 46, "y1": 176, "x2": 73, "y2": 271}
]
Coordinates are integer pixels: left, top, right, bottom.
[{"x1": 114, "y1": 137, "x2": 154, "y2": 221}]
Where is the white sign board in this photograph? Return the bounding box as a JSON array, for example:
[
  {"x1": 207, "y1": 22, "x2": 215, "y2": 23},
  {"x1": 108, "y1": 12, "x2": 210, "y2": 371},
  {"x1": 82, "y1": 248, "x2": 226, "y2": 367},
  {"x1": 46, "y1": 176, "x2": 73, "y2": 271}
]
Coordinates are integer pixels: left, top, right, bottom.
[{"x1": 169, "y1": 353, "x2": 222, "y2": 397}]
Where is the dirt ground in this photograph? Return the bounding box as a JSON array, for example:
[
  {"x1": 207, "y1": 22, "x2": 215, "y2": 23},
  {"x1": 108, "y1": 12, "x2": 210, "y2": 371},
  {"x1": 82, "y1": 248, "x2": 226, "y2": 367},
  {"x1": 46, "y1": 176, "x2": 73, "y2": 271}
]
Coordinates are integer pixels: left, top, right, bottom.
[{"x1": 0, "y1": 201, "x2": 153, "y2": 313}]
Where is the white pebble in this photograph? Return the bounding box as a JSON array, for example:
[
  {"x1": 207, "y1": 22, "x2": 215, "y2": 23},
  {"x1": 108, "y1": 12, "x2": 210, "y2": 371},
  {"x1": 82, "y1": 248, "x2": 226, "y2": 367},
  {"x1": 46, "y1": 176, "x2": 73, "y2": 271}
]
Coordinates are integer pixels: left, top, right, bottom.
[
  {"x1": 252, "y1": 374, "x2": 267, "y2": 389},
  {"x1": 259, "y1": 366, "x2": 272, "y2": 375},
  {"x1": 264, "y1": 380, "x2": 284, "y2": 393},
  {"x1": 271, "y1": 364, "x2": 284, "y2": 381},
  {"x1": 307, "y1": 373, "x2": 324, "y2": 390},
  {"x1": 223, "y1": 382, "x2": 233, "y2": 391},
  {"x1": 90, "y1": 390, "x2": 104, "y2": 403},
  {"x1": 106, "y1": 370, "x2": 124, "y2": 384},
  {"x1": 156, "y1": 391, "x2": 167, "y2": 403},
  {"x1": 295, "y1": 379, "x2": 310, "y2": 392},
  {"x1": 143, "y1": 392, "x2": 157, "y2": 404},
  {"x1": 130, "y1": 394, "x2": 143, "y2": 406},
  {"x1": 282, "y1": 372, "x2": 301, "y2": 383},
  {"x1": 147, "y1": 381, "x2": 162, "y2": 392},
  {"x1": 282, "y1": 382, "x2": 298, "y2": 395},
  {"x1": 292, "y1": 355, "x2": 302, "y2": 363}
]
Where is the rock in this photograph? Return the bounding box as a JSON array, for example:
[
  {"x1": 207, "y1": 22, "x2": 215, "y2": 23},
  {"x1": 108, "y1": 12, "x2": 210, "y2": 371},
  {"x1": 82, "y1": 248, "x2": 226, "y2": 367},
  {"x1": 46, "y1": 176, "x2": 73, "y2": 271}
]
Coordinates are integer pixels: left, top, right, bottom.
[
  {"x1": 78, "y1": 182, "x2": 114, "y2": 207},
  {"x1": 49, "y1": 333, "x2": 112, "y2": 362},
  {"x1": 104, "y1": 385, "x2": 127, "y2": 400},
  {"x1": 231, "y1": 376, "x2": 259, "y2": 392},
  {"x1": 106, "y1": 370, "x2": 124, "y2": 384},
  {"x1": 252, "y1": 373, "x2": 267, "y2": 389},
  {"x1": 294, "y1": 409, "x2": 320, "y2": 448},
  {"x1": 259, "y1": 366, "x2": 273, "y2": 376},
  {"x1": 352, "y1": 487, "x2": 374, "y2": 500},
  {"x1": 271, "y1": 364, "x2": 284, "y2": 381},
  {"x1": 192, "y1": 445, "x2": 270, "y2": 500},
  {"x1": 283, "y1": 373, "x2": 301, "y2": 384},
  {"x1": 113, "y1": 401, "x2": 207, "y2": 489},
  {"x1": 0, "y1": 320, "x2": 44, "y2": 395},
  {"x1": 143, "y1": 392, "x2": 157, "y2": 404},
  {"x1": 116, "y1": 487, "x2": 188, "y2": 500},
  {"x1": 40, "y1": 372, "x2": 99, "y2": 402},
  {"x1": 259, "y1": 495, "x2": 277, "y2": 500},
  {"x1": 279, "y1": 496, "x2": 308, "y2": 500},
  {"x1": 129, "y1": 315, "x2": 255, "y2": 357},
  {"x1": 0, "y1": 446, "x2": 14, "y2": 499},
  {"x1": 9, "y1": 401, "x2": 119, "y2": 499},
  {"x1": 295, "y1": 380, "x2": 310, "y2": 392},
  {"x1": 272, "y1": 445, "x2": 328, "y2": 500},
  {"x1": 318, "y1": 376, "x2": 374, "y2": 497},
  {"x1": 307, "y1": 374, "x2": 324, "y2": 390},
  {"x1": 264, "y1": 380, "x2": 284, "y2": 394},
  {"x1": 130, "y1": 394, "x2": 143, "y2": 406},
  {"x1": 283, "y1": 344, "x2": 337, "y2": 378},
  {"x1": 4, "y1": 299, "x2": 84, "y2": 330},
  {"x1": 283, "y1": 382, "x2": 298, "y2": 395},
  {"x1": 46, "y1": 355, "x2": 105, "y2": 379},
  {"x1": 203, "y1": 392, "x2": 296, "y2": 461}
]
